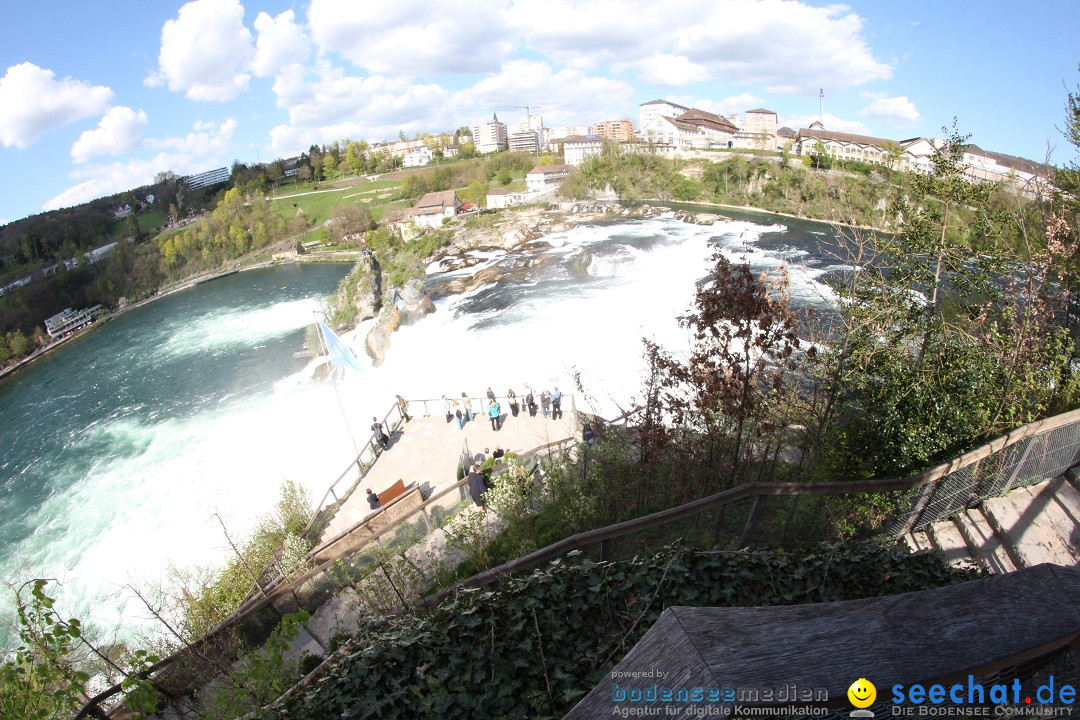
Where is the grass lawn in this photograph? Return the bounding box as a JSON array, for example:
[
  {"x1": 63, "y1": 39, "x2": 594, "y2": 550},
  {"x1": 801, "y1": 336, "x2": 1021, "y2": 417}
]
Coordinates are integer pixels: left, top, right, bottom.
[
  {"x1": 108, "y1": 207, "x2": 168, "y2": 241},
  {"x1": 270, "y1": 179, "x2": 404, "y2": 227}
]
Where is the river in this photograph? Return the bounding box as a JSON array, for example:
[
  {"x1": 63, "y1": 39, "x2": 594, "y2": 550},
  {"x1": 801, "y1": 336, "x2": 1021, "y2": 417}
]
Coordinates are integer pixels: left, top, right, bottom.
[{"x1": 0, "y1": 209, "x2": 846, "y2": 644}]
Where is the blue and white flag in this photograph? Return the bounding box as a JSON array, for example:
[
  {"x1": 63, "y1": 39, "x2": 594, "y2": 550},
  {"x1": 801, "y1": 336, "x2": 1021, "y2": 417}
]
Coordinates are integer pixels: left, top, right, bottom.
[{"x1": 318, "y1": 322, "x2": 366, "y2": 373}]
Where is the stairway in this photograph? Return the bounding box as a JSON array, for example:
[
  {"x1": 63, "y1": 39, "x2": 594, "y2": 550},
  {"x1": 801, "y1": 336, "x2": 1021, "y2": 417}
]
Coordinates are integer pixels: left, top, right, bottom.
[{"x1": 902, "y1": 468, "x2": 1080, "y2": 573}]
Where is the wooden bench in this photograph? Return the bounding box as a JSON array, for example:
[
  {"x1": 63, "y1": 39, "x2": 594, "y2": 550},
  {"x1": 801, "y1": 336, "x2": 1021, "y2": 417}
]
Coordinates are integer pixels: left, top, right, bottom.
[{"x1": 567, "y1": 563, "x2": 1080, "y2": 718}]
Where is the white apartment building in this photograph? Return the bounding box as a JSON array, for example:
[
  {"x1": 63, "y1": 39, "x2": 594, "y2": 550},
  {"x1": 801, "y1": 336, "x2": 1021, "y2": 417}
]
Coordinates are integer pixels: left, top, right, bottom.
[
  {"x1": 472, "y1": 113, "x2": 508, "y2": 154},
  {"x1": 509, "y1": 130, "x2": 539, "y2": 154},
  {"x1": 562, "y1": 136, "x2": 604, "y2": 166},
  {"x1": 402, "y1": 145, "x2": 434, "y2": 168},
  {"x1": 638, "y1": 99, "x2": 690, "y2": 135}
]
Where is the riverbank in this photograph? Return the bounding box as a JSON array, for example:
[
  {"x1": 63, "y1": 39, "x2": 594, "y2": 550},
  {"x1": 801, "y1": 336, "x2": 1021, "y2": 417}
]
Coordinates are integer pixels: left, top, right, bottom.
[{"x1": 0, "y1": 251, "x2": 360, "y2": 386}]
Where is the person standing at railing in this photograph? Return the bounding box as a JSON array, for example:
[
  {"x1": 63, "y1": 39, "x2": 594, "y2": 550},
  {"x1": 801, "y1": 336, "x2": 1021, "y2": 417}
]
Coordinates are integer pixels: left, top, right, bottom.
[
  {"x1": 461, "y1": 392, "x2": 473, "y2": 422},
  {"x1": 525, "y1": 385, "x2": 536, "y2": 417},
  {"x1": 507, "y1": 388, "x2": 519, "y2": 417},
  {"x1": 371, "y1": 417, "x2": 390, "y2": 450},
  {"x1": 396, "y1": 394, "x2": 410, "y2": 422},
  {"x1": 488, "y1": 398, "x2": 501, "y2": 431},
  {"x1": 540, "y1": 389, "x2": 551, "y2": 418},
  {"x1": 467, "y1": 464, "x2": 488, "y2": 507},
  {"x1": 452, "y1": 398, "x2": 464, "y2": 429},
  {"x1": 551, "y1": 387, "x2": 563, "y2": 420},
  {"x1": 443, "y1": 394, "x2": 453, "y2": 423},
  {"x1": 486, "y1": 387, "x2": 496, "y2": 402}
]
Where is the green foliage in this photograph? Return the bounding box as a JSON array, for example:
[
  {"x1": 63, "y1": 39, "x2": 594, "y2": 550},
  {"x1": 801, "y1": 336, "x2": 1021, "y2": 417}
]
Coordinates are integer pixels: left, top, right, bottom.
[
  {"x1": 203, "y1": 611, "x2": 309, "y2": 720},
  {"x1": 179, "y1": 482, "x2": 314, "y2": 637},
  {"x1": 819, "y1": 127, "x2": 1073, "y2": 478},
  {"x1": 256, "y1": 543, "x2": 976, "y2": 720},
  {"x1": 0, "y1": 580, "x2": 89, "y2": 720}
]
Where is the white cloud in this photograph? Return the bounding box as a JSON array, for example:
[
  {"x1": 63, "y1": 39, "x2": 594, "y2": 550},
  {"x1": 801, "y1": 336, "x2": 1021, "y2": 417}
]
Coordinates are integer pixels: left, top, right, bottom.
[
  {"x1": 684, "y1": 93, "x2": 767, "y2": 117},
  {"x1": 145, "y1": 118, "x2": 238, "y2": 155},
  {"x1": 252, "y1": 9, "x2": 310, "y2": 78},
  {"x1": 781, "y1": 112, "x2": 871, "y2": 135},
  {"x1": 267, "y1": 60, "x2": 451, "y2": 155},
  {"x1": 148, "y1": 0, "x2": 254, "y2": 101},
  {"x1": 450, "y1": 59, "x2": 636, "y2": 128},
  {"x1": 71, "y1": 106, "x2": 149, "y2": 163},
  {"x1": 307, "y1": 0, "x2": 512, "y2": 75},
  {"x1": 859, "y1": 95, "x2": 921, "y2": 128},
  {"x1": 508, "y1": 0, "x2": 890, "y2": 94},
  {"x1": 0, "y1": 63, "x2": 113, "y2": 148},
  {"x1": 44, "y1": 119, "x2": 238, "y2": 210},
  {"x1": 627, "y1": 54, "x2": 708, "y2": 87}
]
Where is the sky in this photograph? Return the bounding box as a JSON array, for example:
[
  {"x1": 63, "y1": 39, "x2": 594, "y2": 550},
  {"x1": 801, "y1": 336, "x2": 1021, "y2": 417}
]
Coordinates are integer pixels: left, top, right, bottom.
[{"x1": 0, "y1": 0, "x2": 1077, "y2": 225}]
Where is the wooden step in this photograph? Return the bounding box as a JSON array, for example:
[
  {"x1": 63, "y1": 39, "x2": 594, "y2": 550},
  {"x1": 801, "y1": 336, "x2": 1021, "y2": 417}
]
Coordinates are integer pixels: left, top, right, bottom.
[{"x1": 953, "y1": 508, "x2": 1017, "y2": 574}]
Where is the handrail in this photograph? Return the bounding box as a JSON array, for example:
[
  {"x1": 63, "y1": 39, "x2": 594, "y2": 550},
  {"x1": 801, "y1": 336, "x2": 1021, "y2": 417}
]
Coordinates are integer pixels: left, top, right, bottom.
[
  {"x1": 80, "y1": 405, "x2": 1080, "y2": 719},
  {"x1": 414, "y1": 405, "x2": 1080, "y2": 608}
]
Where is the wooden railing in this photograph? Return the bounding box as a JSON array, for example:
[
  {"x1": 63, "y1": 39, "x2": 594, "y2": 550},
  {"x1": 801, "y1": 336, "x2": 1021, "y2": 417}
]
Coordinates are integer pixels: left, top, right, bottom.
[{"x1": 79, "y1": 406, "x2": 1080, "y2": 719}]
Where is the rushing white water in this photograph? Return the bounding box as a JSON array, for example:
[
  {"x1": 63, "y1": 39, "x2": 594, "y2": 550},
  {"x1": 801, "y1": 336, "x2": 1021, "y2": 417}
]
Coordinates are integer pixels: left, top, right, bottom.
[{"x1": 0, "y1": 213, "x2": 841, "y2": 644}]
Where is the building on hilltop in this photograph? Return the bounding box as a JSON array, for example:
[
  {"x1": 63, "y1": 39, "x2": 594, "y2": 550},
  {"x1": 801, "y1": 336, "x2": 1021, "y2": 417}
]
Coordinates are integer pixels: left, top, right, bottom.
[
  {"x1": 402, "y1": 145, "x2": 434, "y2": 168},
  {"x1": 638, "y1": 99, "x2": 690, "y2": 135},
  {"x1": 407, "y1": 190, "x2": 463, "y2": 229},
  {"x1": 543, "y1": 125, "x2": 590, "y2": 145},
  {"x1": 736, "y1": 108, "x2": 779, "y2": 150},
  {"x1": 589, "y1": 119, "x2": 635, "y2": 142},
  {"x1": 509, "y1": 130, "x2": 540, "y2": 154},
  {"x1": 526, "y1": 164, "x2": 573, "y2": 193},
  {"x1": 561, "y1": 136, "x2": 604, "y2": 166},
  {"x1": 641, "y1": 108, "x2": 737, "y2": 150},
  {"x1": 518, "y1": 114, "x2": 544, "y2": 133},
  {"x1": 473, "y1": 113, "x2": 508, "y2": 154}
]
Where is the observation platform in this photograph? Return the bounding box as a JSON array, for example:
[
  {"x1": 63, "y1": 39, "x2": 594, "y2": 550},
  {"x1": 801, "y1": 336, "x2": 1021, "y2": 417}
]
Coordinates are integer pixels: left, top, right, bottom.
[{"x1": 318, "y1": 403, "x2": 578, "y2": 546}]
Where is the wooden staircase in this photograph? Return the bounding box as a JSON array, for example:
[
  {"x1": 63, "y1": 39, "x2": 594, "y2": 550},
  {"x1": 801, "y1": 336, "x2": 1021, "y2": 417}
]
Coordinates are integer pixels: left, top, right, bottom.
[{"x1": 903, "y1": 468, "x2": 1080, "y2": 573}]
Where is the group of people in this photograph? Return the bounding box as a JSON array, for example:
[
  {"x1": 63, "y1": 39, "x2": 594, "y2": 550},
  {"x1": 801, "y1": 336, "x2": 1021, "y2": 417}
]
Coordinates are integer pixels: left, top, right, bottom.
[{"x1": 442, "y1": 385, "x2": 565, "y2": 432}]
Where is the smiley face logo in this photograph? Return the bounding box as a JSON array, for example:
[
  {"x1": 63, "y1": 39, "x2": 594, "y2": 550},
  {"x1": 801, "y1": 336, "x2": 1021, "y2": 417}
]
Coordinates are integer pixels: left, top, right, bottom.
[{"x1": 848, "y1": 678, "x2": 876, "y2": 709}]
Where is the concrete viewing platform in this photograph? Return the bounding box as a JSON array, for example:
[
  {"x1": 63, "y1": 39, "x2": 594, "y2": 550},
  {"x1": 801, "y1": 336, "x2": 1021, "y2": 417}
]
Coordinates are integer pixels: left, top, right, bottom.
[{"x1": 317, "y1": 401, "x2": 579, "y2": 546}]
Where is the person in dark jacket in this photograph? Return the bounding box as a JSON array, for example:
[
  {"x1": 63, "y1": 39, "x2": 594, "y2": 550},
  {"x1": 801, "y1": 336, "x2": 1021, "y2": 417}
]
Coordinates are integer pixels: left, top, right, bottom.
[
  {"x1": 467, "y1": 465, "x2": 487, "y2": 507},
  {"x1": 507, "y1": 388, "x2": 519, "y2": 417},
  {"x1": 366, "y1": 488, "x2": 381, "y2": 510},
  {"x1": 582, "y1": 424, "x2": 595, "y2": 447},
  {"x1": 371, "y1": 417, "x2": 390, "y2": 450}
]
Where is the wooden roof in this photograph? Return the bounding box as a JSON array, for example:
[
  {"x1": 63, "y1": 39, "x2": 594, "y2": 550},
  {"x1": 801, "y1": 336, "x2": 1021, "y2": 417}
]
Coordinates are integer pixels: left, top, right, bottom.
[{"x1": 565, "y1": 564, "x2": 1080, "y2": 718}]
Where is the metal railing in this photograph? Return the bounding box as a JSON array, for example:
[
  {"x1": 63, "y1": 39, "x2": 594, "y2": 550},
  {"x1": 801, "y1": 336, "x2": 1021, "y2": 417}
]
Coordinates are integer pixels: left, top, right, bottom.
[
  {"x1": 80, "y1": 406, "x2": 1080, "y2": 718},
  {"x1": 74, "y1": 426, "x2": 578, "y2": 718}
]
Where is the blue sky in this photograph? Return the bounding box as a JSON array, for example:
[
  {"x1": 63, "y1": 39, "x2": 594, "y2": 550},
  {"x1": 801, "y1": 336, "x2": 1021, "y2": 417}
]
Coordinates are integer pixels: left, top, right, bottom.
[{"x1": 0, "y1": 0, "x2": 1077, "y2": 225}]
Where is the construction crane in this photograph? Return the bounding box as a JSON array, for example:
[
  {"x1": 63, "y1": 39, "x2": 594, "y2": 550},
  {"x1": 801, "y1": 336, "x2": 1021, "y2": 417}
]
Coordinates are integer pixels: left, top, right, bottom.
[
  {"x1": 490, "y1": 105, "x2": 544, "y2": 154},
  {"x1": 490, "y1": 104, "x2": 544, "y2": 130}
]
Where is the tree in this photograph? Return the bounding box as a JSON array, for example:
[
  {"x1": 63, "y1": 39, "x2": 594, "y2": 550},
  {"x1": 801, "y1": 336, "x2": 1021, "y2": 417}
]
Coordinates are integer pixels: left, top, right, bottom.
[
  {"x1": 807, "y1": 140, "x2": 832, "y2": 170},
  {"x1": 650, "y1": 252, "x2": 802, "y2": 481},
  {"x1": 323, "y1": 153, "x2": 338, "y2": 178},
  {"x1": 266, "y1": 162, "x2": 283, "y2": 184},
  {"x1": 0, "y1": 580, "x2": 90, "y2": 720}
]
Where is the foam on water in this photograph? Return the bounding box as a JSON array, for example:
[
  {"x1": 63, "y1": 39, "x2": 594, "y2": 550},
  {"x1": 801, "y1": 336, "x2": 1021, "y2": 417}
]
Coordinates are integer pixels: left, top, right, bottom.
[
  {"x1": 0, "y1": 215, "x2": 843, "y2": 644},
  {"x1": 156, "y1": 297, "x2": 323, "y2": 360}
]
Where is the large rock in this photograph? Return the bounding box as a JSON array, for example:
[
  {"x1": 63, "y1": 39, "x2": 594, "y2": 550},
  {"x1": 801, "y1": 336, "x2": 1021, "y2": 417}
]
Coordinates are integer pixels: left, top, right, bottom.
[
  {"x1": 335, "y1": 256, "x2": 380, "y2": 324},
  {"x1": 365, "y1": 306, "x2": 402, "y2": 366},
  {"x1": 394, "y1": 279, "x2": 436, "y2": 324}
]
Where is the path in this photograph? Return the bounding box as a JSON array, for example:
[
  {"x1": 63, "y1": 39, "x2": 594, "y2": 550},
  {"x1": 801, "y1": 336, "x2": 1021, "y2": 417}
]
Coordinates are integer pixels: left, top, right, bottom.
[
  {"x1": 904, "y1": 468, "x2": 1080, "y2": 572},
  {"x1": 318, "y1": 400, "x2": 578, "y2": 545}
]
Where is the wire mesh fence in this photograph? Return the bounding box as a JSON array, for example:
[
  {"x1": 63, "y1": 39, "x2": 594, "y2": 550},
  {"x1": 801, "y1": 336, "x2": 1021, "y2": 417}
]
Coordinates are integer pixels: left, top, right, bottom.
[{"x1": 79, "y1": 409, "x2": 1080, "y2": 718}]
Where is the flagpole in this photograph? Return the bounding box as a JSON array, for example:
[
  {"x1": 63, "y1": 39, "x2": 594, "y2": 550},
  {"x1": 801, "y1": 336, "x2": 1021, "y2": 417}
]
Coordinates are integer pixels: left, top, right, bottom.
[{"x1": 314, "y1": 313, "x2": 362, "y2": 458}]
